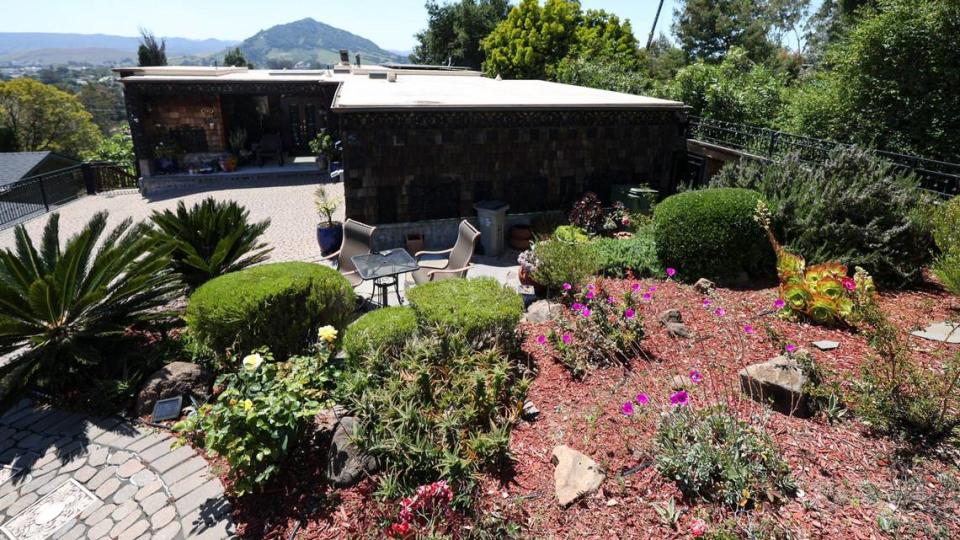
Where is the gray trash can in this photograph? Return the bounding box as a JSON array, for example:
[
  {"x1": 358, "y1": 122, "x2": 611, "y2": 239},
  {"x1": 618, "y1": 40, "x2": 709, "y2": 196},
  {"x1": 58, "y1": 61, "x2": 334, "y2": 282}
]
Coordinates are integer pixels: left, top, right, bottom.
[{"x1": 474, "y1": 200, "x2": 510, "y2": 257}]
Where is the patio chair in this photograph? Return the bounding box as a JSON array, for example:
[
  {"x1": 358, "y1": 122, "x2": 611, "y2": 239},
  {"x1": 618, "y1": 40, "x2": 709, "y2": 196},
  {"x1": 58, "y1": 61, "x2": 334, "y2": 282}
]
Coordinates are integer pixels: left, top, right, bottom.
[
  {"x1": 254, "y1": 134, "x2": 283, "y2": 167},
  {"x1": 409, "y1": 220, "x2": 480, "y2": 285},
  {"x1": 322, "y1": 219, "x2": 376, "y2": 288}
]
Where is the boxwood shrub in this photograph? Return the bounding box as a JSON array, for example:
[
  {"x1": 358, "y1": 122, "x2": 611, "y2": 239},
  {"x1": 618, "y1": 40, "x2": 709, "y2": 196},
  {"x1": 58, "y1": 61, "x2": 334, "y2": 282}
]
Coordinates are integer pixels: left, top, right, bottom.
[
  {"x1": 653, "y1": 188, "x2": 774, "y2": 282},
  {"x1": 406, "y1": 277, "x2": 524, "y2": 351},
  {"x1": 343, "y1": 306, "x2": 418, "y2": 360},
  {"x1": 595, "y1": 224, "x2": 662, "y2": 278},
  {"x1": 185, "y1": 262, "x2": 354, "y2": 358}
]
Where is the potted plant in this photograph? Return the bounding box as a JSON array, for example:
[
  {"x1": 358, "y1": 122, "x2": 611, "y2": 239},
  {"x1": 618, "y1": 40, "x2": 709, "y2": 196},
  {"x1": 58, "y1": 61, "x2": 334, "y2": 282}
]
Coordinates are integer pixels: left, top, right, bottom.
[
  {"x1": 315, "y1": 185, "x2": 343, "y2": 255},
  {"x1": 228, "y1": 128, "x2": 248, "y2": 166},
  {"x1": 309, "y1": 131, "x2": 335, "y2": 171},
  {"x1": 518, "y1": 245, "x2": 545, "y2": 296},
  {"x1": 153, "y1": 140, "x2": 179, "y2": 174}
]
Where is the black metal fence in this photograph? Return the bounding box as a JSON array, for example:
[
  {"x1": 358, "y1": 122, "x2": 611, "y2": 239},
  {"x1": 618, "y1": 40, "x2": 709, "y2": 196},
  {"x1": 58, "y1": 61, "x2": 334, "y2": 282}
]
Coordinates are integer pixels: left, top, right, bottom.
[
  {"x1": 688, "y1": 116, "x2": 960, "y2": 197},
  {"x1": 0, "y1": 162, "x2": 139, "y2": 229}
]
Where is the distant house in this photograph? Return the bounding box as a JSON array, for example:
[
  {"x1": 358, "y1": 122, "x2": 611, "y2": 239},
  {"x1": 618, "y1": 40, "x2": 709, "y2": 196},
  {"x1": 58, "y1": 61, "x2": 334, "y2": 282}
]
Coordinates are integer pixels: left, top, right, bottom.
[
  {"x1": 115, "y1": 59, "x2": 688, "y2": 228},
  {"x1": 0, "y1": 151, "x2": 80, "y2": 187}
]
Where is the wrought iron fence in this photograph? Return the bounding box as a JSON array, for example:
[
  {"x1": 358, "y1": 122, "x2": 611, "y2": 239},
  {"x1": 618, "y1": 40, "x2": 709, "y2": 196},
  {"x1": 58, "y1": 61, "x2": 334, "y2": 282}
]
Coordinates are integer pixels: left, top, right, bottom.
[
  {"x1": 688, "y1": 116, "x2": 960, "y2": 197},
  {"x1": 0, "y1": 162, "x2": 139, "y2": 229}
]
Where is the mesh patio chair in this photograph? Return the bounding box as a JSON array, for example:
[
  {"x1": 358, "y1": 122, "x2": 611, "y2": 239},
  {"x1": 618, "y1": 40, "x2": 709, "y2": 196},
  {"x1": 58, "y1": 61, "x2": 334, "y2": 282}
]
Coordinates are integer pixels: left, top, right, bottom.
[
  {"x1": 409, "y1": 220, "x2": 480, "y2": 285},
  {"x1": 322, "y1": 219, "x2": 376, "y2": 288}
]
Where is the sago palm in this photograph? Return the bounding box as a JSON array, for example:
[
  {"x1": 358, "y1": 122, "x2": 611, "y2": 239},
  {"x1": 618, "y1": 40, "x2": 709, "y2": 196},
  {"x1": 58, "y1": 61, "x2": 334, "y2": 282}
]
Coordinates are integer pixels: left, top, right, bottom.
[
  {"x1": 0, "y1": 212, "x2": 181, "y2": 405},
  {"x1": 150, "y1": 197, "x2": 272, "y2": 289}
]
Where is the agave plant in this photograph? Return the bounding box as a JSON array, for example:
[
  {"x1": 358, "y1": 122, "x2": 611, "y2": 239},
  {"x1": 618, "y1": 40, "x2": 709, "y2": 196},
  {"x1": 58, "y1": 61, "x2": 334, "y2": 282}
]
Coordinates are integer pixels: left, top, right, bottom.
[
  {"x1": 151, "y1": 198, "x2": 272, "y2": 289},
  {"x1": 0, "y1": 213, "x2": 181, "y2": 405}
]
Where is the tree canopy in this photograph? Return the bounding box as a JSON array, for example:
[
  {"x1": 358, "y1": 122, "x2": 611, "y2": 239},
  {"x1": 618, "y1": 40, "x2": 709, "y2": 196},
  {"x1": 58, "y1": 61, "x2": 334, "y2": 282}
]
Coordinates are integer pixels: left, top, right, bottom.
[
  {"x1": 411, "y1": 0, "x2": 511, "y2": 69},
  {"x1": 672, "y1": 0, "x2": 777, "y2": 63},
  {"x1": 137, "y1": 29, "x2": 167, "y2": 67},
  {"x1": 223, "y1": 47, "x2": 251, "y2": 68},
  {"x1": 0, "y1": 78, "x2": 102, "y2": 158}
]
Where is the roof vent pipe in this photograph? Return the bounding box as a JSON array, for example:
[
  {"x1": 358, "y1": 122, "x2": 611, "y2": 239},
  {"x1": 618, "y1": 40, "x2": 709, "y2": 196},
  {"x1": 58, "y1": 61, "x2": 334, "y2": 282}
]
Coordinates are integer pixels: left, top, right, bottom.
[
  {"x1": 338, "y1": 49, "x2": 349, "y2": 66},
  {"x1": 355, "y1": 53, "x2": 362, "y2": 67},
  {"x1": 387, "y1": 71, "x2": 397, "y2": 82}
]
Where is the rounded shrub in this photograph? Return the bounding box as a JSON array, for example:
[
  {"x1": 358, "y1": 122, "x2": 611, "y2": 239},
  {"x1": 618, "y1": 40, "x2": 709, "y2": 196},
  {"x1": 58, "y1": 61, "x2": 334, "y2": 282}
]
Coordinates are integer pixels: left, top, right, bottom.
[
  {"x1": 343, "y1": 306, "x2": 417, "y2": 360},
  {"x1": 653, "y1": 188, "x2": 774, "y2": 282},
  {"x1": 185, "y1": 262, "x2": 354, "y2": 358},
  {"x1": 406, "y1": 277, "x2": 524, "y2": 351}
]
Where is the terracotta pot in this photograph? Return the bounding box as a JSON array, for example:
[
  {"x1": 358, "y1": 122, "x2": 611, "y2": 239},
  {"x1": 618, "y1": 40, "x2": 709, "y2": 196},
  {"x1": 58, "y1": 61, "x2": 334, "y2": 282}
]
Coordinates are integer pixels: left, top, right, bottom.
[{"x1": 518, "y1": 266, "x2": 536, "y2": 287}]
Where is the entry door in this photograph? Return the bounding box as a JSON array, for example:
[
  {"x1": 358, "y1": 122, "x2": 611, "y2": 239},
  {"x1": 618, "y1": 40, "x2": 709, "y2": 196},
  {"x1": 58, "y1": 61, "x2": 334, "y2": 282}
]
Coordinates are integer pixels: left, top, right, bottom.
[{"x1": 282, "y1": 98, "x2": 325, "y2": 155}]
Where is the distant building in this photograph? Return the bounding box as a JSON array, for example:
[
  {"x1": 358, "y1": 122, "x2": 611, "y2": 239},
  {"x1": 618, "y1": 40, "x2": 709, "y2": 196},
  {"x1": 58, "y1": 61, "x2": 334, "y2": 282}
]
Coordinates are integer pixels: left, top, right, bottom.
[
  {"x1": 115, "y1": 62, "x2": 688, "y2": 226},
  {"x1": 0, "y1": 151, "x2": 80, "y2": 187}
]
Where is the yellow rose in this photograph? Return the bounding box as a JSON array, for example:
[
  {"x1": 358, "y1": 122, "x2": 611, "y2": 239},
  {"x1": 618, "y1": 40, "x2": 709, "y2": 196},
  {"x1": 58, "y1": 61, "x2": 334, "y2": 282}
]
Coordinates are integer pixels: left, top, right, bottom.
[
  {"x1": 241, "y1": 399, "x2": 254, "y2": 412},
  {"x1": 242, "y1": 353, "x2": 264, "y2": 371},
  {"x1": 317, "y1": 325, "x2": 338, "y2": 343}
]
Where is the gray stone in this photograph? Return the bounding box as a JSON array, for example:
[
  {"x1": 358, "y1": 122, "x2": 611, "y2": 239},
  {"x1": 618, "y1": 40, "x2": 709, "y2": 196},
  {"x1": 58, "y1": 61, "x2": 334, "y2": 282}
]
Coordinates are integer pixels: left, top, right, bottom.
[
  {"x1": 111, "y1": 500, "x2": 138, "y2": 521},
  {"x1": 58, "y1": 454, "x2": 87, "y2": 473},
  {"x1": 107, "y1": 450, "x2": 132, "y2": 466},
  {"x1": 112, "y1": 483, "x2": 138, "y2": 504},
  {"x1": 5, "y1": 491, "x2": 37, "y2": 515},
  {"x1": 325, "y1": 416, "x2": 379, "y2": 487},
  {"x1": 669, "y1": 374, "x2": 694, "y2": 391},
  {"x1": 118, "y1": 519, "x2": 150, "y2": 540},
  {"x1": 170, "y1": 471, "x2": 209, "y2": 499},
  {"x1": 87, "y1": 445, "x2": 109, "y2": 467},
  {"x1": 181, "y1": 503, "x2": 233, "y2": 539},
  {"x1": 153, "y1": 521, "x2": 182, "y2": 540},
  {"x1": 522, "y1": 299, "x2": 562, "y2": 323},
  {"x1": 141, "y1": 491, "x2": 169, "y2": 514},
  {"x1": 130, "y1": 468, "x2": 157, "y2": 487},
  {"x1": 174, "y1": 480, "x2": 224, "y2": 516},
  {"x1": 94, "y1": 477, "x2": 121, "y2": 499},
  {"x1": 0, "y1": 491, "x2": 19, "y2": 512},
  {"x1": 313, "y1": 405, "x2": 348, "y2": 448},
  {"x1": 139, "y1": 438, "x2": 175, "y2": 462},
  {"x1": 658, "y1": 309, "x2": 692, "y2": 338},
  {"x1": 109, "y1": 508, "x2": 144, "y2": 539},
  {"x1": 693, "y1": 278, "x2": 715, "y2": 293},
  {"x1": 134, "y1": 480, "x2": 165, "y2": 502},
  {"x1": 161, "y1": 455, "x2": 206, "y2": 485},
  {"x1": 740, "y1": 355, "x2": 812, "y2": 418},
  {"x1": 136, "y1": 361, "x2": 212, "y2": 417},
  {"x1": 117, "y1": 458, "x2": 145, "y2": 479},
  {"x1": 86, "y1": 466, "x2": 117, "y2": 489},
  {"x1": 74, "y1": 465, "x2": 97, "y2": 483},
  {"x1": 125, "y1": 432, "x2": 167, "y2": 454},
  {"x1": 551, "y1": 445, "x2": 605, "y2": 506},
  {"x1": 52, "y1": 521, "x2": 85, "y2": 540},
  {"x1": 36, "y1": 474, "x2": 71, "y2": 495},
  {"x1": 151, "y1": 505, "x2": 177, "y2": 530},
  {"x1": 521, "y1": 400, "x2": 540, "y2": 421},
  {"x1": 87, "y1": 518, "x2": 113, "y2": 540},
  {"x1": 911, "y1": 321, "x2": 960, "y2": 344},
  {"x1": 81, "y1": 501, "x2": 114, "y2": 524},
  {"x1": 812, "y1": 340, "x2": 840, "y2": 351},
  {"x1": 151, "y1": 445, "x2": 195, "y2": 473}
]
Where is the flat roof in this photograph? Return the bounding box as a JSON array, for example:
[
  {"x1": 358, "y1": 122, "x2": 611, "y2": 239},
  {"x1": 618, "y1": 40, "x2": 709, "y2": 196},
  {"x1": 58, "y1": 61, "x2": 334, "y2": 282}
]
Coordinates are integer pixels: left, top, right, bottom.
[{"x1": 114, "y1": 65, "x2": 685, "y2": 112}]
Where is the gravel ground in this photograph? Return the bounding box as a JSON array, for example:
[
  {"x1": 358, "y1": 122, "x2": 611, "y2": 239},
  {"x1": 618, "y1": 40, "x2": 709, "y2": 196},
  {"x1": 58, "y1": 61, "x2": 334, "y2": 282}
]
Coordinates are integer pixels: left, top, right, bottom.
[{"x1": 0, "y1": 177, "x2": 341, "y2": 263}]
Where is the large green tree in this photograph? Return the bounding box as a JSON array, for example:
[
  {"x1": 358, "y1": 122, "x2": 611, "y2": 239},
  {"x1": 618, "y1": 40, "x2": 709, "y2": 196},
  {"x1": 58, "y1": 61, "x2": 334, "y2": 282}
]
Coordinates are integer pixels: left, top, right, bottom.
[
  {"x1": 137, "y1": 29, "x2": 167, "y2": 67},
  {"x1": 0, "y1": 78, "x2": 102, "y2": 157},
  {"x1": 673, "y1": 0, "x2": 776, "y2": 63},
  {"x1": 223, "y1": 47, "x2": 251, "y2": 68},
  {"x1": 411, "y1": 0, "x2": 511, "y2": 69}
]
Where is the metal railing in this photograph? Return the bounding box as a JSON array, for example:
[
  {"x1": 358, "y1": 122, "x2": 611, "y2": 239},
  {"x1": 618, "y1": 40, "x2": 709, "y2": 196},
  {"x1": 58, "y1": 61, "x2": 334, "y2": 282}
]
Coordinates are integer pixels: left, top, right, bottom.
[
  {"x1": 688, "y1": 116, "x2": 960, "y2": 197},
  {"x1": 0, "y1": 162, "x2": 139, "y2": 229}
]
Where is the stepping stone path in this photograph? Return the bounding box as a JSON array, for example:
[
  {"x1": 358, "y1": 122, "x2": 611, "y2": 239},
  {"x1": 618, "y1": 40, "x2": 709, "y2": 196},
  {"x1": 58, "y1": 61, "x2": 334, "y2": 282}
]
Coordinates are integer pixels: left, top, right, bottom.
[
  {"x1": 0, "y1": 399, "x2": 235, "y2": 539},
  {"x1": 911, "y1": 321, "x2": 960, "y2": 344},
  {"x1": 812, "y1": 340, "x2": 840, "y2": 351}
]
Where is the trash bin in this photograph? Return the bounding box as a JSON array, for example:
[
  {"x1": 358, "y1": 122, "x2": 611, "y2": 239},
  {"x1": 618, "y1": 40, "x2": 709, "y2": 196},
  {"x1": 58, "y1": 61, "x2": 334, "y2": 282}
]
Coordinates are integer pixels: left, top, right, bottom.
[
  {"x1": 474, "y1": 200, "x2": 510, "y2": 257},
  {"x1": 628, "y1": 186, "x2": 658, "y2": 215},
  {"x1": 611, "y1": 184, "x2": 633, "y2": 208}
]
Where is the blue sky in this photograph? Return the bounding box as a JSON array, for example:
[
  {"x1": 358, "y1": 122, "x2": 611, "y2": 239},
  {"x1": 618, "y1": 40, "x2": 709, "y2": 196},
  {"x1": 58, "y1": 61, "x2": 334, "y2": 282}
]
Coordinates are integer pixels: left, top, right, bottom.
[{"x1": 0, "y1": 0, "x2": 681, "y2": 52}]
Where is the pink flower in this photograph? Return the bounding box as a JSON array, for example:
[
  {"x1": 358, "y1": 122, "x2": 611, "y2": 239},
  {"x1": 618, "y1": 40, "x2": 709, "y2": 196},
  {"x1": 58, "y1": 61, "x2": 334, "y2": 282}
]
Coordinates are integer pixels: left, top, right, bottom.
[
  {"x1": 621, "y1": 401, "x2": 635, "y2": 416},
  {"x1": 622, "y1": 216, "x2": 631, "y2": 226},
  {"x1": 842, "y1": 277, "x2": 856, "y2": 291},
  {"x1": 714, "y1": 307, "x2": 726, "y2": 317},
  {"x1": 785, "y1": 343, "x2": 797, "y2": 353},
  {"x1": 642, "y1": 293, "x2": 652, "y2": 301},
  {"x1": 624, "y1": 308, "x2": 636, "y2": 319},
  {"x1": 571, "y1": 302, "x2": 583, "y2": 311},
  {"x1": 581, "y1": 307, "x2": 592, "y2": 317},
  {"x1": 561, "y1": 333, "x2": 572, "y2": 345},
  {"x1": 631, "y1": 282, "x2": 641, "y2": 292},
  {"x1": 690, "y1": 518, "x2": 708, "y2": 537},
  {"x1": 666, "y1": 267, "x2": 676, "y2": 277},
  {"x1": 562, "y1": 282, "x2": 572, "y2": 291},
  {"x1": 744, "y1": 325, "x2": 755, "y2": 335},
  {"x1": 536, "y1": 335, "x2": 546, "y2": 345},
  {"x1": 607, "y1": 296, "x2": 617, "y2": 304},
  {"x1": 670, "y1": 390, "x2": 689, "y2": 407},
  {"x1": 585, "y1": 290, "x2": 595, "y2": 300},
  {"x1": 773, "y1": 298, "x2": 786, "y2": 310},
  {"x1": 702, "y1": 298, "x2": 712, "y2": 306},
  {"x1": 689, "y1": 369, "x2": 703, "y2": 384},
  {"x1": 648, "y1": 286, "x2": 657, "y2": 292},
  {"x1": 636, "y1": 393, "x2": 649, "y2": 405}
]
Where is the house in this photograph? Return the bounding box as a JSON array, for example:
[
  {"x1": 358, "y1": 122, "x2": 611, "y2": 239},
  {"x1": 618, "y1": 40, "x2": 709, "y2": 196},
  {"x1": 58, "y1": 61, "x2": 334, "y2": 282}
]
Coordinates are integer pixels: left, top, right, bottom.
[
  {"x1": 0, "y1": 151, "x2": 80, "y2": 187},
  {"x1": 115, "y1": 59, "x2": 687, "y2": 231}
]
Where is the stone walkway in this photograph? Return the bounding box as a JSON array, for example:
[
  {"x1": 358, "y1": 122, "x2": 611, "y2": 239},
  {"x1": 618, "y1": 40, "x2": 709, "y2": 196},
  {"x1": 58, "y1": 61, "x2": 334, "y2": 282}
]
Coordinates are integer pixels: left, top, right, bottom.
[{"x1": 0, "y1": 399, "x2": 234, "y2": 540}]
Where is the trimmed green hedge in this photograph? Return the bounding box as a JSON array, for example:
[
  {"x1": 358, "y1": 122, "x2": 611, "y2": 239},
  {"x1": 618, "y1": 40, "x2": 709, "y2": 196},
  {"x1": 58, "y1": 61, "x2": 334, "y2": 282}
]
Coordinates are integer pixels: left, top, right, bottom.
[
  {"x1": 595, "y1": 225, "x2": 662, "y2": 278},
  {"x1": 185, "y1": 262, "x2": 354, "y2": 358},
  {"x1": 343, "y1": 306, "x2": 417, "y2": 360},
  {"x1": 406, "y1": 277, "x2": 524, "y2": 351},
  {"x1": 653, "y1": 188, "x2": 774, "y2": 282}
]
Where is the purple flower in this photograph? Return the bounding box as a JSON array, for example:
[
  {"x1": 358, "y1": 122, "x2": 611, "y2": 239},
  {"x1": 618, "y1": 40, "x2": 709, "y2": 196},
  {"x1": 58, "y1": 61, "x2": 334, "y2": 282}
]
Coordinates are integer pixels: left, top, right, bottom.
[
  {"x1": 786, "y1": 344, "x2": 797, "y2": 353},
  {"x1": 636, "y1": 393, "x2": 650, "y2": 405},
  {"x1": 624, "y1": 308, "x2": 636, "y2": 319},
  {"x1": 585, "y1": 290, "x2": 595, "y2": 300},
  {"x1": 648, "y1": 286, "x2": 657, "y2": 293},
  {"x1": 670, "y1": 390, "x2": 689, "y2": 407},
  {"x1": 607, "y1": 296, "x2": 617, "y2": 304},
  {"x1": 621, "y1": 401, "x2": 635, "y2": 416},
  {"x1": 561, "y1": 333, "x2": 572, "y2": 345},
  {"x1": 702, "y1": 298, "x2": 712, "y2": 306},
  {"x1": 689, "y1": 369, "x2": 703, "y2": 384},
  {"x1": 587, "y1": 283, "x2": 596, "y2": 290},
  {"x1": 571, "y1": 302, "x2": 583, "y2": 311},
  {"x1": 642, "y1": 293, "x2": 652, "y2": 301},
  {"x1": 581, "y1": 307, "x2": 591, "y2": 317},
  {"x1": 714, "y1": 307, "x2": 726, "y2": 317},
  {"x1": 631, "y1": 283, "x2": 642, "y2": 292},
  {"x1": 666, "y1": 267, "x2": 677, "y2": 277},
  {"x1": 744, "y1": 325, "x2": 755, "y2": 335},
  {"x1": 773, "y1": 298, "x2": 786, "y2": 310},
  {"x1": 536, "y1": 335, "x2": 546, "y2": 345},
  {"x1": 562, "y1": 283, "x2": 572, "y2": 291}
]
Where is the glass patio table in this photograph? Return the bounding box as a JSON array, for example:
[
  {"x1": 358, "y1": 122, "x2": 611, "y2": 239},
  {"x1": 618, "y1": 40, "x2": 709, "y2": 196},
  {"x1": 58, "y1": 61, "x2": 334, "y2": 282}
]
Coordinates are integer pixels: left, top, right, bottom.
[{"x1": 351, "y1": 248, "x2": 420, "y2": 307}]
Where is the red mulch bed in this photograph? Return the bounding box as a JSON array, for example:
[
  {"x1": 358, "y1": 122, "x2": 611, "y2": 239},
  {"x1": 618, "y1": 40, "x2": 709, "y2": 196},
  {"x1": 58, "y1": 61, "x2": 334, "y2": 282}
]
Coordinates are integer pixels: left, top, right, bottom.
[{"x1": 218, "y1": 276, "x2": 960, "y2": 539}]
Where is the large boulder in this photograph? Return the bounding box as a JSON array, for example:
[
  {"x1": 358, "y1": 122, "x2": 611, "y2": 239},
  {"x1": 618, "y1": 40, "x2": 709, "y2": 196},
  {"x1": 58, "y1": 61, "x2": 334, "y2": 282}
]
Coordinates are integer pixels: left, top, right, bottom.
[
  {"x1": 326, "y1": 416, "x2": 379, "y2": 487},
  {"x1": 739, "y1": 355, "x2": 811, "y2": 418},
  {"x1": 658, "y1": 309, "x2": 692, "y2": 339},
  {"x1": 551, "y1": 445, "x2": 605, "y2": 506},
  {"x1": 522, "y1": 300, "x2": 563, "y2": 324},
  {"x1": 136, "y1": 362, "x2": 211, "y2": 416}
]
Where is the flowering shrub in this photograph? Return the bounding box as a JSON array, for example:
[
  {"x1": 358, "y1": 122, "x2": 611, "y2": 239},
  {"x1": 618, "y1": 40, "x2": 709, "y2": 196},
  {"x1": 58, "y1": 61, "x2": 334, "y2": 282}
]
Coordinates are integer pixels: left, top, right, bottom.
[
  {"x1": 540, "y1": 281, "x2": 645, "y2": 376},
  {"x1": 386, "y1": 480, "x2": 454, "y2": 538},
  {"x1": 530, "y1": 239, "x2": 600, "y2": 293},
  {"x1": 174, "y1": 327, "x2": 340, "y2": 495}
]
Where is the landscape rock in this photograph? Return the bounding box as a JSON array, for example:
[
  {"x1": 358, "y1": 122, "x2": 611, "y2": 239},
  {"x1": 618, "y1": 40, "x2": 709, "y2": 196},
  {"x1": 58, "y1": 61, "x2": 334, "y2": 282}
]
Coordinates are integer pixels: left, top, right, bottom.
[
  {"x1": 812, "y1": 340, "x2": 840, "y2": 351},
  {"x1": 739, "y1": 355, "x2": 811, "y2": 417},
  {"x1": 523, "y1": 300, "x2": 563, "y2": 324},
  {"x1": 313, "y1": 404, "x2": 348, "y2": 448},
  {"x1": 669, "y1": 375, "x2": 694, "y2": 391},
  {"x1": 521, "y1": 401, "x2": 540, "y2": 421},
  {"x1": 551, "y1": 445, "x2": 605, "y2": 506},
  {"x1": 693, "y1": 278, "x2": 715, "y2": 294},
  {"x1": 658, "y1": 309, "x2": 692, "y2": 338},
  {"x1": 326, "y1": 416, "x2": 378, "y2": 487},
  {"x1": 911, "y1": 322, "x2": 960, "y2": 344},
  {"x1": 136, "y1": 362, "x2": 211, "y2": 417}
]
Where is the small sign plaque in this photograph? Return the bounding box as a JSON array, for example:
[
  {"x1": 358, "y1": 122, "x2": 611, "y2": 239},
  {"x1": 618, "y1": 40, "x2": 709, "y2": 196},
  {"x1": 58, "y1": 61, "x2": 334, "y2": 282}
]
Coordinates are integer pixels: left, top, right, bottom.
[{"x1": 151, "y1": 395, "x2": 184, "y2": 423}]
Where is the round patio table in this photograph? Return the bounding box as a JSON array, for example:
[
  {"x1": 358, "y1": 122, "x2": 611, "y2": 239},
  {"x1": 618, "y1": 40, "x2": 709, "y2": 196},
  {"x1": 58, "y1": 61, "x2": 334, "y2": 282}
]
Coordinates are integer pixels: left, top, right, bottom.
[{"x1": 350, "y1": 248, "x2": 420, "y2": 308}]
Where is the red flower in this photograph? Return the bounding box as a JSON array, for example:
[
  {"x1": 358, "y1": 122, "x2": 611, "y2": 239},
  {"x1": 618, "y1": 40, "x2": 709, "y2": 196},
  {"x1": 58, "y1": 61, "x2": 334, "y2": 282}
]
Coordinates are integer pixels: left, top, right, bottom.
[{"x1": 388, "y1": 522, "x2": 412, "y2": 538}]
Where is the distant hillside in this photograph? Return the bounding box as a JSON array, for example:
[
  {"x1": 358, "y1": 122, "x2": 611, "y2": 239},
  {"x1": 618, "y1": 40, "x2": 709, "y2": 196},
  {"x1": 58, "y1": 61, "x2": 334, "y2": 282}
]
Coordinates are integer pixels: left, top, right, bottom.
[
  {"x1": 237, "y1": 18, "x2": 402, "y2": 67},
  {"x1": 0, "y1": 33, "x2": 238, "y2": 65}
]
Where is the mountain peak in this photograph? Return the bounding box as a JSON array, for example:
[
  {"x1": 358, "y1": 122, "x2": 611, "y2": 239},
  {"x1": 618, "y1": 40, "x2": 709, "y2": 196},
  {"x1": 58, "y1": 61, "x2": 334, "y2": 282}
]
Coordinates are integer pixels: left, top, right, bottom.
[{"x1": 239, "y1": 18, "x2": 401, "y2": 68}]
